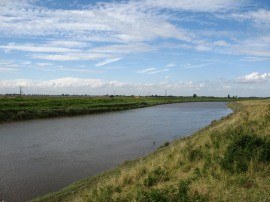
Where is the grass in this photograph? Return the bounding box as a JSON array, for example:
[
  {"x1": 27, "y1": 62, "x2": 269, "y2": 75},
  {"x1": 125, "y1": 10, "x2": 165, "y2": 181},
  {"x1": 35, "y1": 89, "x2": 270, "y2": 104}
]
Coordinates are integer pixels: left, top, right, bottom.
[
  {"x1": 0, "y1": 95, "x2": 240, "y2": 122},
  {"x1": 31, "y1": 99, "x2": 270, "y2": 202}
]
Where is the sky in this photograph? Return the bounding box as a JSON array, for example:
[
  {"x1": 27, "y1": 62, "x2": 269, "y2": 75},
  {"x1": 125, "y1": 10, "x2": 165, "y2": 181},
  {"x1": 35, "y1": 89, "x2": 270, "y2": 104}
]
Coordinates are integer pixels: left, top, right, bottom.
[{"x1": 0, "y1": 0, "x2": 270, "y2": 97}]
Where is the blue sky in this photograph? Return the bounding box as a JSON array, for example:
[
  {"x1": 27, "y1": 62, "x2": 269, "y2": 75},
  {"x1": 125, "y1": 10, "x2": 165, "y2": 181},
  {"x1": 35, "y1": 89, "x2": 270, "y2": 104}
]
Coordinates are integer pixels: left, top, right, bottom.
[{"x1": 0, "y1": 0, "x2": 270, "y2": 96}]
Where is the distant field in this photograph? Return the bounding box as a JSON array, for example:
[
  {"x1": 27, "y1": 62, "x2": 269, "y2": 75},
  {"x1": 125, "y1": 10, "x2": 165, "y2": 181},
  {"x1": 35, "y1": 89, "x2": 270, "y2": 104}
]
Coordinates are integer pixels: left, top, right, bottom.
[
  {"x1": 0, "y1": 96, "x2": 238, "y2": 122},
  {"x1": 32, "y1": 99, "x2": 270, "y2": 202}
]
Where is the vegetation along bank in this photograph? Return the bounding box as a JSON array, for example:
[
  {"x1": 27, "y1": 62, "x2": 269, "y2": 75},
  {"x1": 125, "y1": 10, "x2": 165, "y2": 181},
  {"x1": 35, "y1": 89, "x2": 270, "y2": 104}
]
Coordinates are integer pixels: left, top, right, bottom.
[
  {"x1": 0, "y1": 96, "x2": 240, "y2": 122},
  {"x1": 32, "y1": 99, "x2": 270, "y2": 201}
]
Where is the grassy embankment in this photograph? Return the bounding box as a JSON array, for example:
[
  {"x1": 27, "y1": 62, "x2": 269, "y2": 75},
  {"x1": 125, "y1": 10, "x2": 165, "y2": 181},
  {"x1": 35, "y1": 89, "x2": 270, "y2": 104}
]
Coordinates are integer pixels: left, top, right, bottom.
[
  {"x1": 0, "y1": 96, "x2": 235, "y2": 122},
  {"x1": 32, "y1": 100, "x2": 270, "y2": 202}
]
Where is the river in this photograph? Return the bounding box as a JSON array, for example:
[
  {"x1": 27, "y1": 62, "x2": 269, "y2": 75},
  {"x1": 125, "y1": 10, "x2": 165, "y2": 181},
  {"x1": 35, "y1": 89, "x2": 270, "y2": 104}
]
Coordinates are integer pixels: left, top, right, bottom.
[{"x1": 0, "y1": 102, "x2": 231, "y2": 201}]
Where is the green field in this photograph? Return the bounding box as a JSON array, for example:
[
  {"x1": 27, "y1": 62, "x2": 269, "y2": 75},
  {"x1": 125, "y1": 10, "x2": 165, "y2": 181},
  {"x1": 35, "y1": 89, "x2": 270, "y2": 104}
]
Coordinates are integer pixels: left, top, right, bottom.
[
  {"x1": 0, "y1": 96, "x2": 237, "y2": 122},
  {"x1": 31, "y1": 99, "x2": 270, "y2": 202}
]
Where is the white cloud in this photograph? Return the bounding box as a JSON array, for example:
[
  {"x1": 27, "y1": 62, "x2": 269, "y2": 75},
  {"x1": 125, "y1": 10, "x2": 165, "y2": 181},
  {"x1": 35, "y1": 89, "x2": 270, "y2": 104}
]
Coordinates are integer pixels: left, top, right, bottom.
[
  {"x1": 0, "y1": 78, "x2": 104, "y2": 89},
  {"x1": 137, "y1": 68, "x2": 157, "y2": 74},
  {"x1": 40, "y1": 77, "x2": 105, "y2": 88},
  {"x1": 0, "y1": 76, "x2": 269, "y2": 97},
  {"x1": 0, "y1": 0, "x2": 253, "y2": 62},
  {"x1": 0, "y1": 67, "x2": 18, "y2": 72},
  {"x1": 0, "y1": 43, "x2": 79, "y2": 53},
  {"x1": 95, "y1": 58, "x2": 122, "y2": 67},
  {"x1": 0, "y1": 41, "x2": 158, "y2": 62},
  {"x1": 91, "y1": 43, "x2": 157, "y2": 54},
  {"x1": 226, "y1": 35, "x2": 270, "y2": 57},
  {"x1": 0, "y1": 42, "x2": 158, "y2": 62},
  {"x1": 181, "y1": 63, "x2": 211, "y2": 69},
  {"x1": 32, "y1": 52, "x2": 110, "y2": 61},
  {"x1": 0, "y1": 0, "x2": 35, "y2": 9},
  {"x1": 0, "y1": 77, "x2": 127, "y2": 94},
  {"x1": 145, "y1": 0, "x2": 246, "y2": 12},
  {"x1": 165, "y1": 63, "x2": 176, "y2": 68},
  {"x1": 47, "y1": 40, "x2": 88, "y2": 48},
  {"x1": 195, "y1": 45, "x2": 212, "y2": 52},
  {"x1": 0, "y1": 0, "x2": 193, "y2": 44},
  {"x1": 242, "y1": 57, "x2": 270, "y2": 62},
  {"x1": 0, "y1": 59, "x2": 19, "y2": 72},
  {"x1": 21, "y1": 61, "x2": 32, "y2": 65},
  {"x1": 238, "y1": 72, "x2": 270, "y2": 83},
  {"x1": 33, "y1": 65, "x2": 104, "y2": 73},
  {"x1": 229, "y1": 9, "x2": 270, "y2": 27},
  {"x1": 36, "y1": 63, "x2": 53, "y2": 66},
  {"x1": 212, "y1": 40, "x2": 229, "y2": 47},
  {"x1": 137, "y1": 67, "x2": 169, "y2": 74}
]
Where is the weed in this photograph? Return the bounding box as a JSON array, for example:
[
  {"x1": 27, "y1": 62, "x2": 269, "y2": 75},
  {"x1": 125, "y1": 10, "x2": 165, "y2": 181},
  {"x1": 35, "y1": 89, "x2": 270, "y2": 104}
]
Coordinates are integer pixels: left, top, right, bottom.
[
  {"x1": 193, "y1": 167, "x2": 201, "y2": 178},
  {"x1": 123, "y1": 175, "x2": 133, "y2": 185},
  {"x1": 210, "y1": 132, "x2": 222, "y2": 149},
  {"x1": 158, "y1": 142, "x2": 170, "y2": 150},
  {"x1": 144, "y1": 175, "x2": 158, "y2": 187},
  {"x1": 143, "y1": 167, "x2": 169, "y2": 187},
  {"x1": 177, "y1": 179, "x2": 190, "y2": 202},
  {"x1": 188, "y1": 148, "x2": 203, "y2": 162},
  {"x1": 136, "y1": 188, "x2": 167, "y2": 202},
  {"x1": 221, "y1": 134, "x2": 270, "y2": 173},
  {"x1": 237, "y1": 176, "x2": 255, "y2": 189},
  {"x1": 211, "y1": 119, "x2": 217, "y2": 125},
  {"x1": 263, "y1": 104, "x2": 270, "y2": 123},
  {"x1": 91, "y1": 186, "x2": 114, "y2": 202},
  {"x1": 114, "y1": 186, "x2": 122, "y2": 193},
  {"x1": 192, "y1": 191, "x2": 209, "y2": 202}
]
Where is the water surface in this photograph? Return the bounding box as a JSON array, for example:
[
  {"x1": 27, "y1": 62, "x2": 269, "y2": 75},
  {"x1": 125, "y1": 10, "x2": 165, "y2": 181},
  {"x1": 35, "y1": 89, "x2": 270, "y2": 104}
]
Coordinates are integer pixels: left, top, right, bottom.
[{"x1": 0, "y1": 102, "x2": 231, "y2": 201}]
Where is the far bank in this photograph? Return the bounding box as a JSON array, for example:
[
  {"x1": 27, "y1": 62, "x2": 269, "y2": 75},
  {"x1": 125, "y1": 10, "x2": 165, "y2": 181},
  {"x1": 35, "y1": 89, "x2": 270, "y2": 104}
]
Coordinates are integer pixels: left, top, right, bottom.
[{"x1": 0, "y1": 96, "x2": 242, "y2": 123}]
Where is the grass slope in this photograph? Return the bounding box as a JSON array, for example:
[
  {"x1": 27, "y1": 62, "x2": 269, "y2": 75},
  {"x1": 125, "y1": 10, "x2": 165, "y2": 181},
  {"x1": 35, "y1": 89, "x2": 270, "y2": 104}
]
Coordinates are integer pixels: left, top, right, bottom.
[
  {"x1": 0, "y1": 96, "x2": 236, "y2": 122},
  {"x1": 32, "y1": 100, "x2": 270, "y2": 202}
]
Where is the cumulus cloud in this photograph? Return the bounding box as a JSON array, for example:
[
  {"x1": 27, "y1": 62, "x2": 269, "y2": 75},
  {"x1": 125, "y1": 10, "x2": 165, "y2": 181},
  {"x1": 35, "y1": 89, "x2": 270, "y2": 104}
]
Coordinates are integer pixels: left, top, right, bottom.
[
  {"x1": 1, "y1": 76, "x2": 268, "y2": 97},
  {"x1": 0, "y1": 77, "x2": 205, "y2": 95},
  {"x1": 0, "y1": 78, "x2": 102, "y2": 88},
  {"x1": 238, "y1": 72, "x2": 270, "y2": 83}
]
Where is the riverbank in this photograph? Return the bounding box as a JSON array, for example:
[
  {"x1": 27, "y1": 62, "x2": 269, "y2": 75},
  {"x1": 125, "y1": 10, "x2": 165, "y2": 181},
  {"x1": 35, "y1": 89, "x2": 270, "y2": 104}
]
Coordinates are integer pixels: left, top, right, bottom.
[
  {"x1": 32, "y1": 100, "x2": 270, "y2": 201},
  {"x1": 0, "y1": 96, "x2": 238, "y2": 123}
]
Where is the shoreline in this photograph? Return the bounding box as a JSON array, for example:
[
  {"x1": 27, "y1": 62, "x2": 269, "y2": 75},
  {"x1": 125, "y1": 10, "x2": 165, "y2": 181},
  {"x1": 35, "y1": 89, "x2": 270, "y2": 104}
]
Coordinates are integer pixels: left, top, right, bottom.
[
  {"x1": 0, "y1": 96, "x2": 248, "y2": 123},
  {"x1": 31, "y1": 100, "x2": 270, "y2": 201}
]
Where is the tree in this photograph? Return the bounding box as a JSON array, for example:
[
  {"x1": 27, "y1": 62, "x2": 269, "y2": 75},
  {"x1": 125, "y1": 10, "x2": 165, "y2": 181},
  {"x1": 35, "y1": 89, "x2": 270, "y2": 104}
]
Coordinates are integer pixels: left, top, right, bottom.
[{"x1": 193, "y1": 94, "x2": 197, "y2": 98}]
